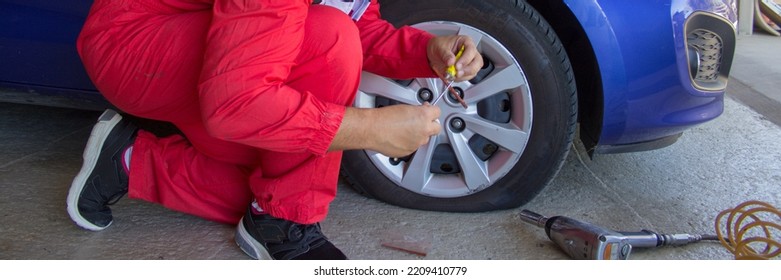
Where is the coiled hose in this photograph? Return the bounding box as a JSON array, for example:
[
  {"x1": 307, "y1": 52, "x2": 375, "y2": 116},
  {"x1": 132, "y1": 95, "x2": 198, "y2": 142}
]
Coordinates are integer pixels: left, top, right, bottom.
[{"x1": 715, "y1": 200, "x2": 780, "y2": 260}]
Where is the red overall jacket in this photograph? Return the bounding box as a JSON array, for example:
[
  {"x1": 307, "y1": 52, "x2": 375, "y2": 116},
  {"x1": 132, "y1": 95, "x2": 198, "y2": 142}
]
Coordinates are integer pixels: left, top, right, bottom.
[{"x1": 77, "y1": 0, "x2": 435, "y2": 224}]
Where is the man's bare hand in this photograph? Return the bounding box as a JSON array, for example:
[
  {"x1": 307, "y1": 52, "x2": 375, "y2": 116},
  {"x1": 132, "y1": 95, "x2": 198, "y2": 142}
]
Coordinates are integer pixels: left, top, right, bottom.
[
  {"x1": 330, "y1": 104, "x2": 441, "y2": 158},
  {"x1": 427, "y1": 35, "x2": 483, "y2": 82},
  {"x1": 370, "y1": 104, "x2": 441, "y2": 157}
]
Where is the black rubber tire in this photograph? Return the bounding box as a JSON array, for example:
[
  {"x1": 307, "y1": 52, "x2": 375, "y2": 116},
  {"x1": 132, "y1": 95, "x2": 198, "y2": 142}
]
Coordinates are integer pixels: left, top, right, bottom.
[{"x1": 340, "y1": 0, "x2": 577, "y2": 212}]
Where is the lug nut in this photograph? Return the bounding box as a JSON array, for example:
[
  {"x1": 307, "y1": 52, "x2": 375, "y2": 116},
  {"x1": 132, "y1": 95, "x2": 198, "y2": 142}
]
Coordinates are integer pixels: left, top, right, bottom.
[
  {"x1": 389, "y1": 157, "x2": 401, "y2": 166},
  {"x1": 448, "y1": 87, "x2": 465, "y2": 102},
  {"x1": 418, "y1": 88, "x2": 433, "y2": 102},
  {"x1": 450, "y1": 117, "x2": 465, "y2": 132}
]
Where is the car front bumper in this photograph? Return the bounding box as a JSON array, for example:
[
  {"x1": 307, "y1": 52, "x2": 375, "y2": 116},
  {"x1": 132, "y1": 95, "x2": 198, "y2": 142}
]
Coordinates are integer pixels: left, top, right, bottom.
[{"x1": 569, "y1": 0, "x2": 737, "y2": 153}]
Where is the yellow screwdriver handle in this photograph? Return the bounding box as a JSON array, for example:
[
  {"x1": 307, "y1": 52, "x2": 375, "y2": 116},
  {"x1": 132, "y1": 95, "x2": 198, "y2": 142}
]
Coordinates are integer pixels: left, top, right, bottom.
[{"x1": 445, "y1": 45, "x2": 465, "y2": 79}]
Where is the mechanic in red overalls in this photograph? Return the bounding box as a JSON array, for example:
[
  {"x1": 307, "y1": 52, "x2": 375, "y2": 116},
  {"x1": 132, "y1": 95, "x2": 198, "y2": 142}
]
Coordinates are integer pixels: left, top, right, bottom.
[{"x1": 66, "y1": 0, "x2": 482, "y2": 260}]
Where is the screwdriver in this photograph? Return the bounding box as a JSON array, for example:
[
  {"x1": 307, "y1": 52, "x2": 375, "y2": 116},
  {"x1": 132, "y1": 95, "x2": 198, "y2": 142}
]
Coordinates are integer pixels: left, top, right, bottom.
[{"x1": 432, "y1": 44, "x2": 467, "y2": 109}]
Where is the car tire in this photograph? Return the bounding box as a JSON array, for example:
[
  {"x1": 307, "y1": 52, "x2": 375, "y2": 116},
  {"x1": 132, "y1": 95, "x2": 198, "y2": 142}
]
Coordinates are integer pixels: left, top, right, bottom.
[{"x1": 340, "y1": 0, "x2": 577, "y2": 212}]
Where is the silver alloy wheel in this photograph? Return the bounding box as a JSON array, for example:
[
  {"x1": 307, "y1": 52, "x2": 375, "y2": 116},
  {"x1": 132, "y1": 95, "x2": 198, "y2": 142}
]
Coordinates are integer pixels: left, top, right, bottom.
[{"x1": 354, "y1": 21, "x2": 533, "y2": 198}]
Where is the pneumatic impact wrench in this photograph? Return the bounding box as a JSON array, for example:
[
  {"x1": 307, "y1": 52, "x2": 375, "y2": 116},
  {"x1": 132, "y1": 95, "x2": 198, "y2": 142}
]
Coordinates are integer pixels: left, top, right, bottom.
[{"x1": 519, "y1": 210, "x2": 716, "y2": 260}]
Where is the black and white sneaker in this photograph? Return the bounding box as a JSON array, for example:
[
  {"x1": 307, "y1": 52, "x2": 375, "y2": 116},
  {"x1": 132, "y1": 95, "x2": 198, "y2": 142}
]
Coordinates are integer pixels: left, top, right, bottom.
[
  {"x1": 67, "y1": 109, "x2": 137, "y2": 231},
  {"x1": 235, "y1": 204, "x2": 347, "y2": 260}
]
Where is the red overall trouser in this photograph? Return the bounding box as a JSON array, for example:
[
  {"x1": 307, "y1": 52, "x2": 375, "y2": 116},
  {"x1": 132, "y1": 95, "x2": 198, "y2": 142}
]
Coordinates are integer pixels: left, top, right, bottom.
[{"x1": 77, "y1": 0, "x2": 434, "y2": 224}]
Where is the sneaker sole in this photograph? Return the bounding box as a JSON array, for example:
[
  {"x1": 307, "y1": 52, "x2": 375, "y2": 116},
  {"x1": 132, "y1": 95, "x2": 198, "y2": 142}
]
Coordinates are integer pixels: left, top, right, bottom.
[
  {"x1": 66, "y1": 109, "x2": 123, "y2": 231},
  {"x1": 235, "y1": 219, "x2": 274, "y2": 260}
]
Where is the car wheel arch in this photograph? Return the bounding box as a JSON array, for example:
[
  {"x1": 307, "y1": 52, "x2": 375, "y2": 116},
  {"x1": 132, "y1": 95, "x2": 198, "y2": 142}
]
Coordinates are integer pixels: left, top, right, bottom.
[{"x1": 526, "y1": 0, "x2": 632, "y2": 153}]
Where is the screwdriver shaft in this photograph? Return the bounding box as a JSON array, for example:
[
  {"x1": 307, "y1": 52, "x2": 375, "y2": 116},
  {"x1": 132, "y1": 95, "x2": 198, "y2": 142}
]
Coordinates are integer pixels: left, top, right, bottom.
[{"x1": 431, "y1": 80, "x2": 454, "y2": 105}]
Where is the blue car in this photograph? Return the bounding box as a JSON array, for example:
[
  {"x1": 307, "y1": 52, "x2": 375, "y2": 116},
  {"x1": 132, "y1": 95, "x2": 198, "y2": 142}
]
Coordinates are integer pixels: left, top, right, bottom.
[{"x1": 0, "y1": 0, "x2": 737, "y2": 212}]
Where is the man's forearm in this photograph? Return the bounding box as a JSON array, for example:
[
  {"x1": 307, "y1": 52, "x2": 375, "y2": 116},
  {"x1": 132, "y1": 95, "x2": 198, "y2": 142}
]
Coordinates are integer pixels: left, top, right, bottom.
[
  {"x1": 329, "y1": 107, "x2": 377, "y2": 152},
  {"x1": 328, "y1": 104, "x2": 441, "y2": 158}
]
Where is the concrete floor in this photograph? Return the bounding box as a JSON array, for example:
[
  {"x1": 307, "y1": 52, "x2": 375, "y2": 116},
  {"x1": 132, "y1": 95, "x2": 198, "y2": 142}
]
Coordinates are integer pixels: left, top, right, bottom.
[{"x1": 1, "y1": 34, "x2": 780, "y2": 261}]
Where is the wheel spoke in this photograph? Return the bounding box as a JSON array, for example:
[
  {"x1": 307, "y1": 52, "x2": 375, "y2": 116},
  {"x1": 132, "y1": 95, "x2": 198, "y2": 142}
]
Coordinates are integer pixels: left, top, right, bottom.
[
  {"x1": 360, "y1": 72, "x2": 419, "y2": 105},
  {"x1": 457, "y1": 26, "x2": 484, "y2": 48},
  {"x1": 356, "y1": 21, "x2": 532, "y2": 199},
  {"x1": 464, "y1": 66, "x2": 525, "y2": 103},
  {"x1": 424, "y1": 77, "x2": 444, "y2": 91},
  {"x1": 459, "y1": 114, "x2": 529, "y2": 154},
  {"x1": 447, "y1": 129, "x2": 489, "y2": 191},
  {"x1": 400, "y1": 135, "x2": 438, "y2": 192}
]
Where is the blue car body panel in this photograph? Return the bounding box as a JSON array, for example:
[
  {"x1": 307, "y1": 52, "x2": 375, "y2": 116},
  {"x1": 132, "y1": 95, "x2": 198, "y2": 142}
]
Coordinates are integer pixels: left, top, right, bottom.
[
  {"x1": 0, "y1": 0, "x2": 737, "y2": 151},
  {"x1": 564, "y1": 0, "x2": 736, "y2": 146},
  {"x1": 0, "y1": 0, "x2": 94, "y2": 90},
  {"x1": 0, "y1": 0, "x2": 103, "y2": 108}
]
